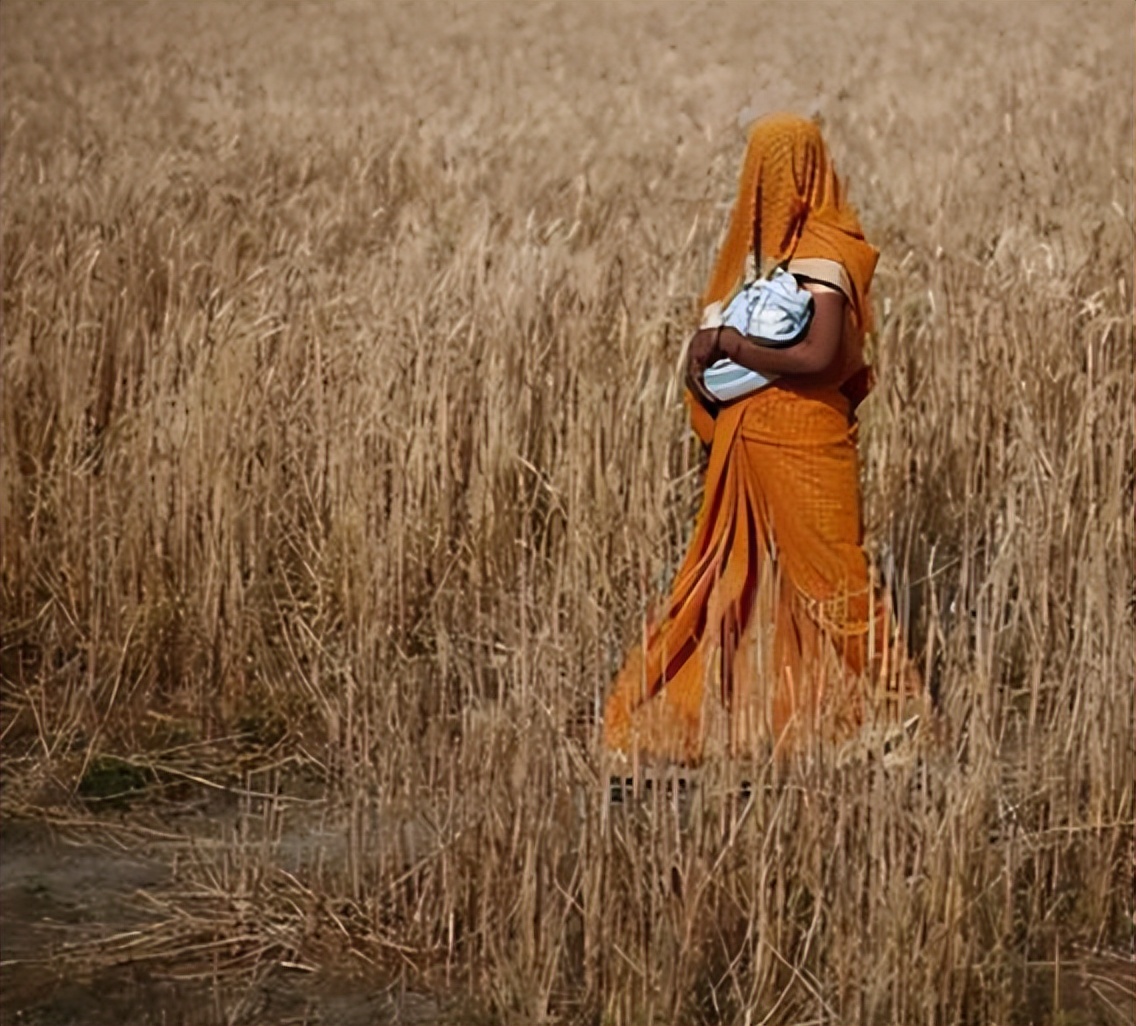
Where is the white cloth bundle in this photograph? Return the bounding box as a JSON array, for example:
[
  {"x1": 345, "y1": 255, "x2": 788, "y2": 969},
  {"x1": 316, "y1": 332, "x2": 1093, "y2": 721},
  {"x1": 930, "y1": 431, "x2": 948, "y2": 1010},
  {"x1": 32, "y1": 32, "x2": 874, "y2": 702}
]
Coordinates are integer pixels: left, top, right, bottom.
[{"x1": 701, "y1": 268, "x2": 814, "y2": 403}]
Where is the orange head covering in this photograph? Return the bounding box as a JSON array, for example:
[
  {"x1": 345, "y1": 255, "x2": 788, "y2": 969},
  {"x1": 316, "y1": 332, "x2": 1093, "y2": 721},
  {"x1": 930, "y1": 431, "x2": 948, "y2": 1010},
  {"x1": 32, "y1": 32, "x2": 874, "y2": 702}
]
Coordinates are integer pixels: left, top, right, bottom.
[{"x1": 702, "y1": 113, "x2": 879, "y2": 332}]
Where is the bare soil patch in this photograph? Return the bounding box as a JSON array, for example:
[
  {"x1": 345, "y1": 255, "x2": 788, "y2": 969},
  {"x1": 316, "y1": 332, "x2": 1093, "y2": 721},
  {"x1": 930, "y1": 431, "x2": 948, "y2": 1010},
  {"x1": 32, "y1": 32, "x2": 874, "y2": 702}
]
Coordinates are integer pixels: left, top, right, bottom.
[{"x1": 0, "y1": 811, "x2": 456, "y2": 1026}]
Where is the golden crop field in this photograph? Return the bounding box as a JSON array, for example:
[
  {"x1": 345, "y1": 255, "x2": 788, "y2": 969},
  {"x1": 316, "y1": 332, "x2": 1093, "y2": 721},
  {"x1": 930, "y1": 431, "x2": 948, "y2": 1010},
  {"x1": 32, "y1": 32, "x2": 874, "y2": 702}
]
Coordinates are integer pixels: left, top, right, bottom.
[{"x1": 1, "y1": 1, "x2": 1133, "y2": 1023}]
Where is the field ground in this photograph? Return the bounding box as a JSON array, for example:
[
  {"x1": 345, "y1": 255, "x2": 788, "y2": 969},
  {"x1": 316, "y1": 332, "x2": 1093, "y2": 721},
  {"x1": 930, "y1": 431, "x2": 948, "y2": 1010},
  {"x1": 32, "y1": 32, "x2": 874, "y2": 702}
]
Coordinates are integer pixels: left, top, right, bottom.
[
  {"x1": 2, "y1": 804, "x2": 1132, "y2": 1026},
  {"x1": 2, "y1": 1, "x2": 1134, "y2": 1024}
]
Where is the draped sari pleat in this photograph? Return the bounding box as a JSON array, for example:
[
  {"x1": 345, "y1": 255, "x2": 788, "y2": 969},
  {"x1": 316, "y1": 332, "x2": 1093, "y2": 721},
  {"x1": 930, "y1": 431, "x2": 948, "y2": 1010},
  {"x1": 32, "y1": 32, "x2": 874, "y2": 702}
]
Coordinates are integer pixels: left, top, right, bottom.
[{"x1": 603, "y1": 385, "x2": 915, "y2": 763}]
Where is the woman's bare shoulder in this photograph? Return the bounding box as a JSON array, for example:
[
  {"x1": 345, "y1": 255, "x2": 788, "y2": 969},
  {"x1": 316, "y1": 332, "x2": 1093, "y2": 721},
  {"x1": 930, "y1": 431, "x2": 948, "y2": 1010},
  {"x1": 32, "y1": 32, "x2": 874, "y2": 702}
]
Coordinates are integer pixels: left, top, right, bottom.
[
  {"x1": 788, "y1": 257, "x2": 850, "y2": 297},
  {"x1": 800, "y1": 280, "x2": 843, "y2": 296}
]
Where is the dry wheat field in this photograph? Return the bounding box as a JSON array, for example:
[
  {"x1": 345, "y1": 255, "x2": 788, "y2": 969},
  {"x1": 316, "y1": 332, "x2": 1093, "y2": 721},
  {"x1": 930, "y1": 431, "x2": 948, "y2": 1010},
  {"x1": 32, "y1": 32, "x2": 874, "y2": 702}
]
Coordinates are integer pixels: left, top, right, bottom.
[{"x1": 1, "y1": 1, "x2": 1133, "y2": 1023}]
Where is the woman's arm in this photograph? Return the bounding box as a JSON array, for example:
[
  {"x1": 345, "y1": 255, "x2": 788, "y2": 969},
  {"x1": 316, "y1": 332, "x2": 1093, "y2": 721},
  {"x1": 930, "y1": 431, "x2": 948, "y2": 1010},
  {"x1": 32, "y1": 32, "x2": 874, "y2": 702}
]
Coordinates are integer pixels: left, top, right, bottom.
[{"x1": 689, "y1": 282, "x2": 846, "y2": 382}]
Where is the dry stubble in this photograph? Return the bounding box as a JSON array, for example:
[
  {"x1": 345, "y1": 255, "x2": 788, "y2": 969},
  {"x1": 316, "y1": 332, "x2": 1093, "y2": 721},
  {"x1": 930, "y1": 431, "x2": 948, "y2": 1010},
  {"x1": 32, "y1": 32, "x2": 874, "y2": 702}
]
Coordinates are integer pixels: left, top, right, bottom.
[{"x1": 1, "y1": 1, "x2": 1133, "y2": 1023}]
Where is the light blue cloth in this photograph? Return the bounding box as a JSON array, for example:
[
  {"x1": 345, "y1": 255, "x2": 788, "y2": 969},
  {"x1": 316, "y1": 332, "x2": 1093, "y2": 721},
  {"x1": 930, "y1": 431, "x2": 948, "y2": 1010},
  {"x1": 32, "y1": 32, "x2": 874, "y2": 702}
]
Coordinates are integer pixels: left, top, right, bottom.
[{"x1": 702, "y1": 268, "x2": 814, "y2": 403}]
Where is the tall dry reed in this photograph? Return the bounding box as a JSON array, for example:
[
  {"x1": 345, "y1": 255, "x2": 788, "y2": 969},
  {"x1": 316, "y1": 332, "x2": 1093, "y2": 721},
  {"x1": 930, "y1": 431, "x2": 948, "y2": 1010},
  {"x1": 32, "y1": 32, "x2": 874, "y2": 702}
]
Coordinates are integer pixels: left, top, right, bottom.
[{"x1": 2, "y1": 1, "x2": 1133, "y2": 1022}]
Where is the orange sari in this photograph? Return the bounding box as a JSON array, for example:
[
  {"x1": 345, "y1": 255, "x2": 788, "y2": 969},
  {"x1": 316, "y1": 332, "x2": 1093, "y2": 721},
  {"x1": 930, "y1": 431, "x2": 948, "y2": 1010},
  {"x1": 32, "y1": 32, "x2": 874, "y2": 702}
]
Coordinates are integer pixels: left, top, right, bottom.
[{"x1": 603, "y1": 115, "x2": 918, "y2": 763}]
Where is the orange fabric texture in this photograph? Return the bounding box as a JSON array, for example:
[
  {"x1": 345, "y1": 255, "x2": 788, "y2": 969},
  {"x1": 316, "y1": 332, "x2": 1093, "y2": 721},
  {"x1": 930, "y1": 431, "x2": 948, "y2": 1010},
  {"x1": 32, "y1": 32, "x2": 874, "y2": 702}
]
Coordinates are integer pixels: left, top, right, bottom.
[
  {"x1": 701, "y1": 113, "x2": 878, "y2": 333},
  {"x1": 605, "y1": 115, "x2": 916, "y2": 763}
]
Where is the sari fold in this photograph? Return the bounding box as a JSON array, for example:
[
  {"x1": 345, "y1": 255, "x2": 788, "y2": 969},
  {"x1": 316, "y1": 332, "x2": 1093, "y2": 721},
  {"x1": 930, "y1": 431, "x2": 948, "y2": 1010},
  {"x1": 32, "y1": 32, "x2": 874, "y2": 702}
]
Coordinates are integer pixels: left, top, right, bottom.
[{"x1": 604, "y1": 385, "x2": 903, "y2": 762}]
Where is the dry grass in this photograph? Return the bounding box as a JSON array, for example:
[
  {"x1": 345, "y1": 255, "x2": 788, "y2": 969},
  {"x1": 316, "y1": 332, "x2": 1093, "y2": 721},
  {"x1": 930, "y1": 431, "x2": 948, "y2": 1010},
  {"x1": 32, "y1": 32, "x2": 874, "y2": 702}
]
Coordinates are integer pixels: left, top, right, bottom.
[{"x1": 1, "y1": 1, "x2": 1133, "y2": 1023}]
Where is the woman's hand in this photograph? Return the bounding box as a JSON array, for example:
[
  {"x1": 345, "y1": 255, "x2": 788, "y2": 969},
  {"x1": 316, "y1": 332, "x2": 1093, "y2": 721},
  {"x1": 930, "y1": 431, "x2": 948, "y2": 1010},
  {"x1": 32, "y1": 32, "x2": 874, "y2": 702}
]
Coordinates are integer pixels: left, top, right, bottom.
[
  {"x1": 685, "y1": 326, "x2": 723, "y2": 410},
  {"x1": 687, "y1": 326, "x2": 724, "y2": 372}
]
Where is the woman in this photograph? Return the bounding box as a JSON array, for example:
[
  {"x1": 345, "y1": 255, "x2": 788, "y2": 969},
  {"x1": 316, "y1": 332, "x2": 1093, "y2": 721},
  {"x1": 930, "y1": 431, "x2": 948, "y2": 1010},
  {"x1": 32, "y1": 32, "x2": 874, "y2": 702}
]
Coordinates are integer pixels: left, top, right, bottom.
[{"x1": 603, "y1": 113, "x2": 920, "y2": 764}]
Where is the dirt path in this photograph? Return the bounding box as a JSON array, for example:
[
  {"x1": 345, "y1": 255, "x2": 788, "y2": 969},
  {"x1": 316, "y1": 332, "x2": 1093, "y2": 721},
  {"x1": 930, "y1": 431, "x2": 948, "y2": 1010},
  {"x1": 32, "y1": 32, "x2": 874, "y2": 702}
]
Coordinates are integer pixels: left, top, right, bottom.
[
  {"x1": 0, "y1": 816, "x2": 195, "y2": 1025},
  {"x1": 0, "y1": 815, "x2": 445, "y2": 1026}
]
